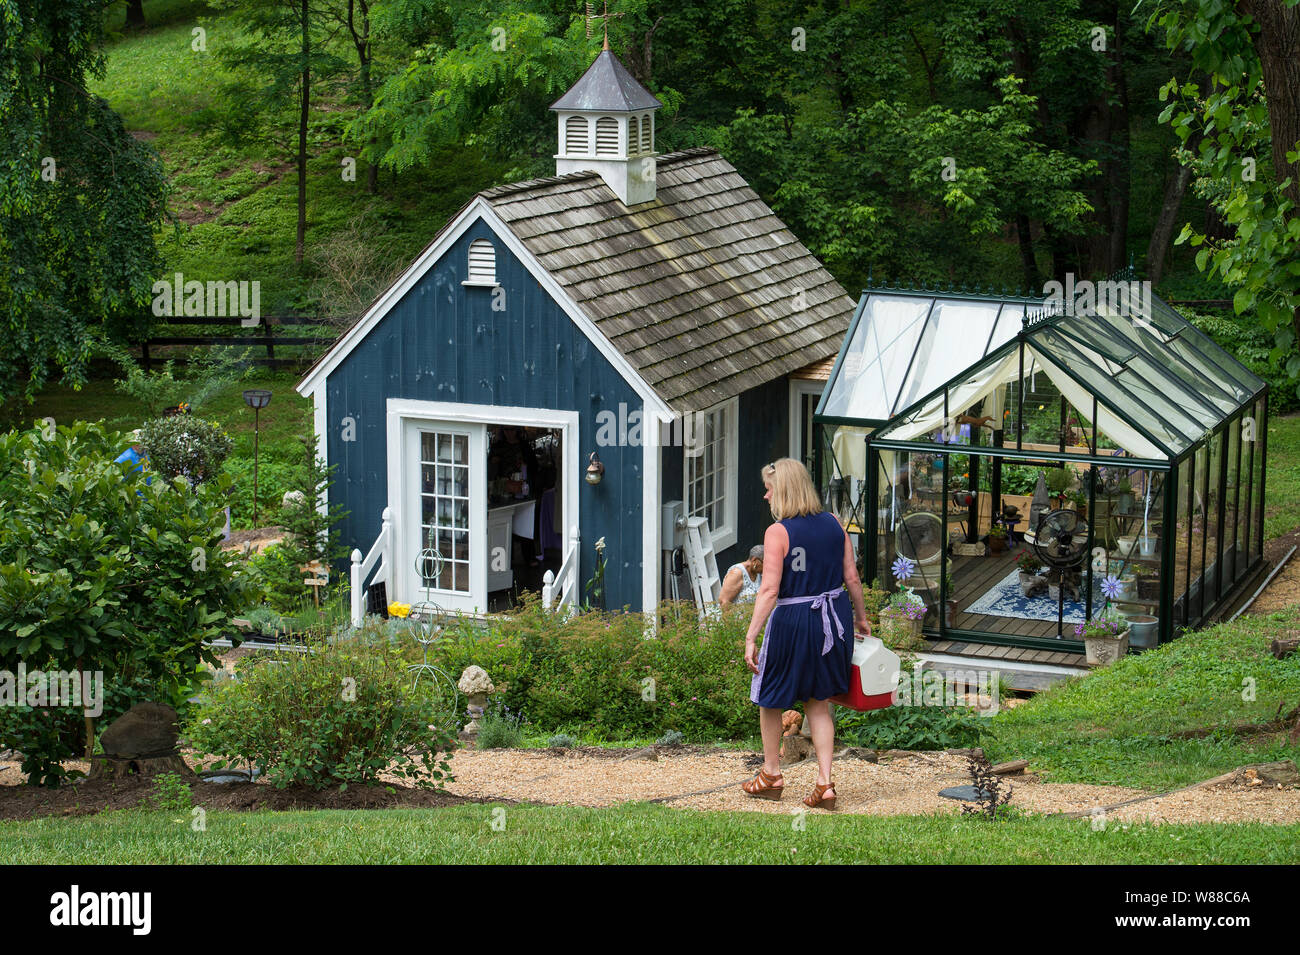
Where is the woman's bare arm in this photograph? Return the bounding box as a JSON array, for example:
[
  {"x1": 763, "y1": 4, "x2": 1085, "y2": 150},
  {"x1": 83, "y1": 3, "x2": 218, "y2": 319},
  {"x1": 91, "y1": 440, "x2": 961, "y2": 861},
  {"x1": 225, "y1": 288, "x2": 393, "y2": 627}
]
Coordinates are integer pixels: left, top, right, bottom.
[
  {"x1": 843, "y1": 528, "x2": 869, "y2": 634},
  {"x1": 744, "y1": 524, "x2": 787, "y2": 672}
]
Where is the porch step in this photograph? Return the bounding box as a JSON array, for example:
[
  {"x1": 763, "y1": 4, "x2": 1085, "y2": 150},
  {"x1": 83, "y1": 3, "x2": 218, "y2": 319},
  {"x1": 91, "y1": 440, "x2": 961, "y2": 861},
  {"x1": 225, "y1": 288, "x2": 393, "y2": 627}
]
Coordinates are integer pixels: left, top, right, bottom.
[{"x1": 918, "y1": 643, "x2": 1088, "y2": 693}]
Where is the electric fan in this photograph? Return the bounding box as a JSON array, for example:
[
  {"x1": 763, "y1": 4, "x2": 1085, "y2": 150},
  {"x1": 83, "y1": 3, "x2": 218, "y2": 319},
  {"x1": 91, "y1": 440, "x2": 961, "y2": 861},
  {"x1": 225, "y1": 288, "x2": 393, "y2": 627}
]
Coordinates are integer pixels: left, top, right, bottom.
[
  {"x1": 896, "y1": 510, "x2": 944, "y2": 589},
  {"x1": 1031, "y1": 509, "x2": 1087, "y2": 636}
]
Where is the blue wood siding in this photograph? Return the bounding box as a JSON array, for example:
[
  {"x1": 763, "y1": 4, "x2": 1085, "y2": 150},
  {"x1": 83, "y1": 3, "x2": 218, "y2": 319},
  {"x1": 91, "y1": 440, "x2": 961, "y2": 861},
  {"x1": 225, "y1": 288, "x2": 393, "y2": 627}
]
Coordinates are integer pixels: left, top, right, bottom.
[
  {"x1": 725, "y1": 376, "x2": 789, "y2": 567},
  {"x1": 325, "y1": 217, "x2": 646, "y2": 611}
]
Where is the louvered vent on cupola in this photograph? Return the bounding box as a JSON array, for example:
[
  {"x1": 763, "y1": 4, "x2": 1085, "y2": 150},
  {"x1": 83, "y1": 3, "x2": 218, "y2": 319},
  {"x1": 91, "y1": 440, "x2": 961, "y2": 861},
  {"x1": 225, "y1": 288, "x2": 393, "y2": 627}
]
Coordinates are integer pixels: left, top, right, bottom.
[
  {"x1": 595, "y1": 117, "x2": 619, "y2": 156},
  {"x1": 464, "y1": 238, "x2": 496, "y2": 286},
  {"x1": 565, "y1": 115, "x2": 589, "y2": 154}
]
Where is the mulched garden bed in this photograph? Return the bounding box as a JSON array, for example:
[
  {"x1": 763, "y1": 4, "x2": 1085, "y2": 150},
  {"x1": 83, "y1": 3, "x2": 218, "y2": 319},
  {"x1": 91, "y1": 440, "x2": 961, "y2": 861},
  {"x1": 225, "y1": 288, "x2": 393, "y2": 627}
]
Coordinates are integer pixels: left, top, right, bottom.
[{"x1": 0, "y1": 777, "x2": 493, "y2": 822}]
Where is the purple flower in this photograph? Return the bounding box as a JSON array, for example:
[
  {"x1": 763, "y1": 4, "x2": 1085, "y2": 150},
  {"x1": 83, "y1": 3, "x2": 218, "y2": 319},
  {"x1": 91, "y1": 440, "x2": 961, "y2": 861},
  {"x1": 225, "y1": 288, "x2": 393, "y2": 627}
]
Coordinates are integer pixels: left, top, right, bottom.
[
  {"x1": 891, "y1": 556, "x2": 916, "y2": 582},
  {"x1": 1100, "y1": 574, "x2": 1123, "y2": 600}
]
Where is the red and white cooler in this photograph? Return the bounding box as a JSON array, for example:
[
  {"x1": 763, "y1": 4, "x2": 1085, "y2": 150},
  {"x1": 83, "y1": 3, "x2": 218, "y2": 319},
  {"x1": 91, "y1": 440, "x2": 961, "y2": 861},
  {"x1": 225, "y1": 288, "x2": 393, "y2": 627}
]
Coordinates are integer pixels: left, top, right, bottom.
[{"x1": 829, "y1": 635, "x2": 900, "y2": 711}]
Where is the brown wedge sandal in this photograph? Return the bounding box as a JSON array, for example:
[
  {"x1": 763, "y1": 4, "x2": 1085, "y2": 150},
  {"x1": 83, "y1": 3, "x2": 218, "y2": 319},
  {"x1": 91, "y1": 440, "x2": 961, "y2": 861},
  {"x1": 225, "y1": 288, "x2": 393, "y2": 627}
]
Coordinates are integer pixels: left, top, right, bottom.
[
  {"x1": 804, "y1": 781, "x2": 837, "y2": 810},
  {"x1": 742, "y1": 769, "x2": 785, "y2": 800}
]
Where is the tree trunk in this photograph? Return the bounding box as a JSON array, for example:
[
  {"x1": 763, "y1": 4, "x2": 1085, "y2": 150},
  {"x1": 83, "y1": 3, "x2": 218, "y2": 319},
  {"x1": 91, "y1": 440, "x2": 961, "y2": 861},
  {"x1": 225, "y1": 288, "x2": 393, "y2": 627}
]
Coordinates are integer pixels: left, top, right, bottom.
[
  {"x1": 1146, "y1": 133, "x2": 1201, "y2": 287},
  {"x1": 1015, "y1": 213, "x2": 1039, "y2": 290},
  {"x1": 1238, "y1": 0, "x2": 1300, "y2": 342},
  {"x1": 296, "y1": 0, "x2": 310, "y2": 265},
  {"x1": 1106, "y1": 11, "x2": 1130, "y2": 274},
  {"x1": 125, "y1": 0, "x2": 146, "y2": 28}
]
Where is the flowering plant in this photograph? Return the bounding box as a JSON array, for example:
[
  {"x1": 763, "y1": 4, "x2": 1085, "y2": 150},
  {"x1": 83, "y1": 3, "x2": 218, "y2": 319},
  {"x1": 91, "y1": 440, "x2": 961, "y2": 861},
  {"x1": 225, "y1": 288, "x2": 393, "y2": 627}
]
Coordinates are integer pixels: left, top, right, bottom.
[
  {"x1": 1075, "y1": 609, "x2": 1125, "y2": 641},
  {"x1": 886, "y1": 588, "x2": 927, "y2": 621},
  {"x1": 891, "y1": 556, "x2": 916, "y2": 582},
  {"x1": 1015, "y1": 551, "x2": 1042, "y2": 574}
]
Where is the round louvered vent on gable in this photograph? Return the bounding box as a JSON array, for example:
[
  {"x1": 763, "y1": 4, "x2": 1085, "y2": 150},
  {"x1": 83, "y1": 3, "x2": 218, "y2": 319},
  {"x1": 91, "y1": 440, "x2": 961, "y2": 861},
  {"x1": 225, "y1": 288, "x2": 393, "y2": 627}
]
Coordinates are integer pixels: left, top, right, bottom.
[{"x1": 595, "y1": 116, "x2": 619, "y2": 156}]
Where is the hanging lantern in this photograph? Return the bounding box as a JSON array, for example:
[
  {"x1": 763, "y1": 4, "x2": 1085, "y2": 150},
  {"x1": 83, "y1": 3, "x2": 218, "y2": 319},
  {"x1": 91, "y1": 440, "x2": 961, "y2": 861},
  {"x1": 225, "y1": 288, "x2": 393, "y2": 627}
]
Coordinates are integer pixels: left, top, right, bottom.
[{"x1": 585, "y1": 451, "x2": 605, "y2": 485}]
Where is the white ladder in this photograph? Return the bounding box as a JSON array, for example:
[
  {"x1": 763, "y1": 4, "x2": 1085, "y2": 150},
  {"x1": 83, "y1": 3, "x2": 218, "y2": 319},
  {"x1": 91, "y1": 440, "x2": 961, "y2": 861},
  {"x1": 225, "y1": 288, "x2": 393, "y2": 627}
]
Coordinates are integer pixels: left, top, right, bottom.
[{"x1": 683, "y1": 516, "x2": 722, "y2": 619}]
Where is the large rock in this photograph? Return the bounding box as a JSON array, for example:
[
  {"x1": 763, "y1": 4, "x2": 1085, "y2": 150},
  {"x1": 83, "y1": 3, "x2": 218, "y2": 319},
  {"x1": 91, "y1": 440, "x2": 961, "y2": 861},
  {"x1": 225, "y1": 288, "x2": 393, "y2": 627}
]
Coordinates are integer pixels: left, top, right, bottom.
[{"x1": 99, "y1": 702, "x2": 180, "y2": 759}]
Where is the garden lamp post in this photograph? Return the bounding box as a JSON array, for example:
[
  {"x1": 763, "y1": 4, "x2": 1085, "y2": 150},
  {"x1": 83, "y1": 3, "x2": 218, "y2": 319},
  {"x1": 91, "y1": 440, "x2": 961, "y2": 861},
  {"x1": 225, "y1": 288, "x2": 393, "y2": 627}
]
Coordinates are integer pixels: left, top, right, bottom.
[{"x1": 242, "y1": 389, "x2": 272, "y2": 525}]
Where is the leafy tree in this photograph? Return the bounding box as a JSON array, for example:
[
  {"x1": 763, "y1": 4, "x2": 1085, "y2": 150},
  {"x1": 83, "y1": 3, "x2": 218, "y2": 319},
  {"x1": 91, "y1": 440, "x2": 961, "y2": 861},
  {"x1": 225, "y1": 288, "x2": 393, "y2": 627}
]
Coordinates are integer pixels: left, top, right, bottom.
[
  {"x1": 213, "y1": 0, "x2": 347, "y2": 263},
  {"x1": 0, "y1": 0, "x2": 169, "y2": 405},
  {"x1": 1151, "y1": 0, "x2": 1300, "y2": 391},
  {"x1": 0, "y1": 422, "x2": 249, "y2": 786}
]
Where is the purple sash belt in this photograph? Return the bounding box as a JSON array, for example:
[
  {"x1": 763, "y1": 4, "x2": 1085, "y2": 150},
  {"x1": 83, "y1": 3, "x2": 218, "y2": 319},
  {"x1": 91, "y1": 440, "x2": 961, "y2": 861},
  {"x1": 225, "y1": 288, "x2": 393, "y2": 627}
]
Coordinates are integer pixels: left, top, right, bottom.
[{"x1": 750, "y1": 588, "x2": 847, "y2": 703}]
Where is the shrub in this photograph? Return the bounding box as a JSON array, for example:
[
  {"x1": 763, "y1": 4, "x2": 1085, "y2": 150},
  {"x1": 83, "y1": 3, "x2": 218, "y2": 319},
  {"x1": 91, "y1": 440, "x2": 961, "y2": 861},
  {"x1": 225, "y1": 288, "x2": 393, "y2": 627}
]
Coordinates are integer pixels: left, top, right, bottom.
[
  {"x1": 185, "y1": 642, "x2": 455, "y2": 790},
  {"x1": 148, "y1": 772, "x2": 194, "y2": 812},
  {"x1": 421, "y1": 597, "x2": 756, "y2": 742},
  {"x1": 546, "y1": 733, "x2": 577, "y2": 749},
  {"x1": 139, "y1": 415, "x2": 233, "y2": 485},
  {"x1": 475, "y1": 702, "x2": 523, "y2": 749},
  {"x1": 656, "y1": 730, "x2": 684, "y2": 746},
  {"x1": 0, "y1": 421, "x2": 249, "y2": 786},
  {"x1": 835, "y1": 703, "x2": 985, "y2": 751}
]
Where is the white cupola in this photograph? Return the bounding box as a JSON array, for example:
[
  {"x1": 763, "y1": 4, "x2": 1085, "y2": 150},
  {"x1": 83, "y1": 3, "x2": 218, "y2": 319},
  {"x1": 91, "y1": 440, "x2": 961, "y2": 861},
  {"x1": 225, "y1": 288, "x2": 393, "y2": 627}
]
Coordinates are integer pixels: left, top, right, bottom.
[{"x1": 550, "y1": 43, "x2": 662, "y2": 206}]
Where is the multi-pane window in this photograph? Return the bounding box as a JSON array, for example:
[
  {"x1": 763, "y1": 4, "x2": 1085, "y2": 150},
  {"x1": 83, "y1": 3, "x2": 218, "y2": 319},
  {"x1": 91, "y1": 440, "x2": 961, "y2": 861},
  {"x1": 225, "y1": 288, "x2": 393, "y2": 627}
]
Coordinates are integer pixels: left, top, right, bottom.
[
  {"x1": 686, "y1": 398, "x2": 737, "y2": 549},
  {"x1": 419, "y1": 431, "x2": 470, "y2": 593}
]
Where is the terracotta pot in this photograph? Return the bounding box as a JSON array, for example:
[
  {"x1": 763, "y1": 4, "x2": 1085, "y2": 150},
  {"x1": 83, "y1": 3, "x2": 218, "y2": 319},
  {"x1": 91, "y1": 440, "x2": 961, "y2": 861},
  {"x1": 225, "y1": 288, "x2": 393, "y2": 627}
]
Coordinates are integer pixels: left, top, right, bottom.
[{"x1": 989, "y1": 535, "x2": 1008, "y2": 555}]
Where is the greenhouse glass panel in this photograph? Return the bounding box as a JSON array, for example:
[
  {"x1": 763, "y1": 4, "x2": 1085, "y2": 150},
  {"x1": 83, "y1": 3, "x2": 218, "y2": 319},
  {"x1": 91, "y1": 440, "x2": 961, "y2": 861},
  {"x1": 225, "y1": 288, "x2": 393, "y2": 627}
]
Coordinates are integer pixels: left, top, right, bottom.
[
  {"x1": 819, "y1": 295, "x2": 933, "y2": 421},
  {"x1": 893, "y1": 300, "x2": 1002, "y2": 414}
]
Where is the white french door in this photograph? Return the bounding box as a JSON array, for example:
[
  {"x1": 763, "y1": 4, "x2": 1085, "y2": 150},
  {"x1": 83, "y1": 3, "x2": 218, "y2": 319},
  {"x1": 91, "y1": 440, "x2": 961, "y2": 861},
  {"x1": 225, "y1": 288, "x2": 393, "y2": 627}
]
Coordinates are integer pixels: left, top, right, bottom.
[{"x1": 402, "y1": 420, "x2": 486, "y2": 613}]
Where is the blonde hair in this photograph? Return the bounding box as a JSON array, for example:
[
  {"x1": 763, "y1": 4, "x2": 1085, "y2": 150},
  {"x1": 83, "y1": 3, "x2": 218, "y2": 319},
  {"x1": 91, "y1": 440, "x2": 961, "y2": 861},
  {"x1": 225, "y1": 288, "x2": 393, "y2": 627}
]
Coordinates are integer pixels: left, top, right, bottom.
[{"x1": 763, "y1": 458, "x2": 822, "y2": 521}]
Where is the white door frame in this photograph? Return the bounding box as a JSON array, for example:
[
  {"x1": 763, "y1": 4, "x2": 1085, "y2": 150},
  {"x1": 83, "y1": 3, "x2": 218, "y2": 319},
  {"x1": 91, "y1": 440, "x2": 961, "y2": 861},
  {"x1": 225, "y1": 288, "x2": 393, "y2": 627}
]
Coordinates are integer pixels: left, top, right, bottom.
[
  {"x1": 788, "y1": 378, "x2": 825, "y2": 465},
  {"x1": 387, "y1": 398, "x2": 579, "y2": 612}
]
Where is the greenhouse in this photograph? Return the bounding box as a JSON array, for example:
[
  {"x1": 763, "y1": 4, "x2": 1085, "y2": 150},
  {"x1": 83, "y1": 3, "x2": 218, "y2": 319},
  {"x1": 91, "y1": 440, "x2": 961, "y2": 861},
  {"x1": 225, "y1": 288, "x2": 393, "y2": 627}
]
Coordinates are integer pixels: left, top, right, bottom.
[{"x1": 814, "y1": 280, "x2": 1269, "y2": 654}]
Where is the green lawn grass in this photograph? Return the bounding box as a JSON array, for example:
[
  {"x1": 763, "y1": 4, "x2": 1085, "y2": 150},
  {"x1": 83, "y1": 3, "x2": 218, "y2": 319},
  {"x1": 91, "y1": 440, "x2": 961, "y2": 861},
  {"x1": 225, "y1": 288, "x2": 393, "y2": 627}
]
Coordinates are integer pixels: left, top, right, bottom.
[
  {"x1": 984, "y1": 609, "x2": 1300, "y2": 790},
  {"x1": 3, "y1": 802, "x2": 1296, "y2": 864},
  {"x1": 1263, "y1": 413, "x2": 1300, "y2": 540}
]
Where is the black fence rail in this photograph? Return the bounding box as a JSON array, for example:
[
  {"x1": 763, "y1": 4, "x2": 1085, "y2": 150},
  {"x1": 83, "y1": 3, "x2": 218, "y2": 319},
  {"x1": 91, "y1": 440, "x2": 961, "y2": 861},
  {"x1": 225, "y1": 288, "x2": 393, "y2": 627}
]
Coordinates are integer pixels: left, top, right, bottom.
[{"x1": 140, "y1": 315, "x2": 340, "y2": 370}]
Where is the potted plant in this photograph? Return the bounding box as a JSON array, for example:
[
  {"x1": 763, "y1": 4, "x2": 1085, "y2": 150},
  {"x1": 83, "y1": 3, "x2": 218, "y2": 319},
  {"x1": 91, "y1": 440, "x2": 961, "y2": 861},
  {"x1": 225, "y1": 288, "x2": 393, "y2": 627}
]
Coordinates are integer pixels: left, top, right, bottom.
[
  {"x1": 942, "y1": 572, "x2": 960, "y2": 620},
  {"x1": 1135, "y1": 566, "x2": 1160, "y2": 601},
  {"x1": 1067, "y1": 489, "x2": 1088, "y2": 519},
  {"x1": 987, "y1": 524, "x2": 1008, "y2": 555},
  {"x1": 1116, "y1": 476, "x2": 1134, "y2": 513},
  {"x1": 1045, "y1": 467, "x2": 1072, "y2": 506},
  {"x1": 1015, "y1": 550, "x2": 1042, "y2": 583},
  {"x1": 1075, "y1": 610, "x2": 1129, "y2": 665},
  {"x1": 879, "y1": 588, "x2": 927, "y2": 650}
]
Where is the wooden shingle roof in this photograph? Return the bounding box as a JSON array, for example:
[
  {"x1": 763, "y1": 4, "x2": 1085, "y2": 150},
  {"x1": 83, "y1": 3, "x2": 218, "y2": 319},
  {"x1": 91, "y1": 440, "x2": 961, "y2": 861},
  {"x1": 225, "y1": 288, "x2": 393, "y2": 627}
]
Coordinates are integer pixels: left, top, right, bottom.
[{"x1": 482, "y1": 148, "x2": 855, "y2": 413}]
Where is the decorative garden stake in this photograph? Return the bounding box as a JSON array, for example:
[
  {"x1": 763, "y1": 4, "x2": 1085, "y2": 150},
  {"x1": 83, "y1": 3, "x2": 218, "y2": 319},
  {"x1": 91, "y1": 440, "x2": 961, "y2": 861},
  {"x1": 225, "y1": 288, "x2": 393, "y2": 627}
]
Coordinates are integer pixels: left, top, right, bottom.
[
  {"x1": 242, "y1": 389, "x2": 272, "y2": 525},
  {"x1": 457, "y1": 666, "x2": 496, "y2": 744}
]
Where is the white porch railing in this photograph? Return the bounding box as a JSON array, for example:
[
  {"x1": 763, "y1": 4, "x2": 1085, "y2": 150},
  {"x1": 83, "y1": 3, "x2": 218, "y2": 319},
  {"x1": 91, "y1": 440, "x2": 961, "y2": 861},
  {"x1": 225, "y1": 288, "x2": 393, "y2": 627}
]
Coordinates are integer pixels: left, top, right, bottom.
[
  {"x1": 542, "y1": 526, "x2": 580, "y2": 612},
  {"x1": 350, "y1": 506, "x2": 393, "y2": 627}
]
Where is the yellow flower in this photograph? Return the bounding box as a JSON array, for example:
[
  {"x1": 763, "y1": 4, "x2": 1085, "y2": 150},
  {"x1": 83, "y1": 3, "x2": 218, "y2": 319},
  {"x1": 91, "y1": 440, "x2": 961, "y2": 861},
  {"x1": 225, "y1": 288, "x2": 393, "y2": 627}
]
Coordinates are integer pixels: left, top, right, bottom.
[{"x1": 388, "y1": 602, "x2": 411, "y2": 618}]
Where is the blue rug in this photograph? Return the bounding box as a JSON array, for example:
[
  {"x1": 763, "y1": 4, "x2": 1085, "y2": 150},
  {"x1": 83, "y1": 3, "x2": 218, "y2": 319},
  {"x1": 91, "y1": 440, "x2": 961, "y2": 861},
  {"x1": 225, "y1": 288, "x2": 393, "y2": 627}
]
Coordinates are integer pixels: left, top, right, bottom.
[{"x1": 963, "y1": 568, "x2": 1104, "y2": 624}]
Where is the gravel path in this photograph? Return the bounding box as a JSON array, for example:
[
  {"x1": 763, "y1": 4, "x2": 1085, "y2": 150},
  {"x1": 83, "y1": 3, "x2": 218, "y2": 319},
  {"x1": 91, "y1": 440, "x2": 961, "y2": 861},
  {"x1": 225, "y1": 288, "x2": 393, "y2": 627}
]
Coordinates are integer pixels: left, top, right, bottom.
[{"x1": 443, "y1": 749, "x2": 1300, "y2": 824}]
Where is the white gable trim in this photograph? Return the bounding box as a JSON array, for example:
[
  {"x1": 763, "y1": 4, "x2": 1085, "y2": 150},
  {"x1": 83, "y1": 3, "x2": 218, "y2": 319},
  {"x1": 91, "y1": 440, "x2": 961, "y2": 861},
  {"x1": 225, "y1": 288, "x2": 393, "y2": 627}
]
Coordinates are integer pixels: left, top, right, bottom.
[{"x1": 296, "y1": 196, "x2": 674, "y2": 424}]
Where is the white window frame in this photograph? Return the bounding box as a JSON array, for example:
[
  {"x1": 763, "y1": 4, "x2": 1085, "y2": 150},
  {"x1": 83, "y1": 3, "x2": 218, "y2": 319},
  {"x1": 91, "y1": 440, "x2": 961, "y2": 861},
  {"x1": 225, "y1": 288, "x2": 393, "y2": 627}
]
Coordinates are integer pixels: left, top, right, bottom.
[
  {"x1": 462, "y1": 238, "x2": 497, "y2": 287},
  {"x1": 685, "y1": 396, "x2": 738, "y2": 552},
  {"x1": 788, "y1": 378, "x2": 825, "y2": 465}
]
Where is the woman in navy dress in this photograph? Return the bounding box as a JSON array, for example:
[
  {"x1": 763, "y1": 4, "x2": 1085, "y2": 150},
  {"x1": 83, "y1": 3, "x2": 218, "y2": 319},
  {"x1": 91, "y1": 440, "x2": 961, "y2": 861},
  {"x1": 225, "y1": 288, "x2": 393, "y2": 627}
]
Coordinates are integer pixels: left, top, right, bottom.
[{"x1": 742, "y1": 458, "x2": 870, "y2": 810}]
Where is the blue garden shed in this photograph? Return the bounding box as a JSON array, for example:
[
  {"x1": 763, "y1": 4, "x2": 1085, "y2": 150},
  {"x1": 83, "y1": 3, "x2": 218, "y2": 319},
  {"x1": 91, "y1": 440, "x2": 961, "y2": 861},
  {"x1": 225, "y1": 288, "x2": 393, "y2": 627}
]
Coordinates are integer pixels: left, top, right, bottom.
[{"x1": 297, "y1": 49, "x2": 855, "y2": 620}]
